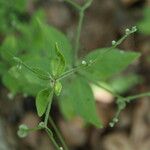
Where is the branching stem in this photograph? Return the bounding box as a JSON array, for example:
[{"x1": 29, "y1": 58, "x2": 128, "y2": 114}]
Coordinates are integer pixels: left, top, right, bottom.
[
  {"x1": 74, "y1": 10, "x2": 84, "y2": 62},
  {"x1": 64, "y1": 0, "x2": 93, "y2": 62},
  {"x1": 64, "y1": 0, "x2": 81, "y2": 10},
  {"x1": 49, "y1": 117, "x2": 69, "y2": 150},
  {"x1": 45, "y1": 127, "x2": 61, "y2": 150},
  {"x1": 44, "y1": 84, "x2": 55, "y2": 126},
  {"x1": 125, "y1": 92, "x2": 150, "y2": 102},
  {"x1": 43, "y1": 83, "x2": 63, "y2": 150}
]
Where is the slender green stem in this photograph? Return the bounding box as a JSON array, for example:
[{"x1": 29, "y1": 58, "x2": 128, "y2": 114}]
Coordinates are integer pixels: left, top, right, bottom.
[
  {"x1": 13, "y1": 57, "x2": 54, "y2": 81},
  {"x1": 44, "y1": 100, "x2": 52, "y2": 126},
  {"x1": 98, "y1": 82, "x2": 122, "y2": 99},
  {"x1": 82, "y1": 0, "x2": 93, "y2": 11},
  {"x1": 74, "y1": 0, "x2": 93, "y2": 59},
  {"x1": 110, "y1": 91, "x2": 150, "y2": 127},
  {"x1": 57, "y1": 25, "x2": 137, "y2": 81},
  {"x1": 125, "y1": 92, "x2": 150, "y2": 102},
  {"x1": 64, "y1": 0, "x2": 81, "y2": 10},
  {"x1": 43, "y1": 83, "x2": 62, "y2": 150},
  {"x1": 79, "y1": 72, "x2": 122, "y2": 98},
  {"x1": 64, "y1": 0, "x2": 93, "y2": 62},
  {"x1": 56, "y1": 59, "x2": 96, "y2": 81},
  {"x1": 74, "y1": 10, "x2": 84, "y2": 62},
  {"x1": 49, "y1": 117, "x2": 69, "y2": 150},
  {"x1": 57, "y1": 64, "x2": 84, "y2": 81},
  {"x1": 28, "y1": 126, "x2": 41, "y2": 132},
  {"x1": 44, "y1": 88, "x2": 55, "y2": 126},
  {"x1": 45, "y1": 127, "x2": 61, "y2": 150},
  {"x1": 91, "y1": 27, "x2": 138, "y2": 65}
]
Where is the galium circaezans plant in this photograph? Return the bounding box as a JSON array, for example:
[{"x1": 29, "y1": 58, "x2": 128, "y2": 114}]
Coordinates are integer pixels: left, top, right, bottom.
[{"x1": 4, "y1": 0, "x2": 150, "y2": 150}]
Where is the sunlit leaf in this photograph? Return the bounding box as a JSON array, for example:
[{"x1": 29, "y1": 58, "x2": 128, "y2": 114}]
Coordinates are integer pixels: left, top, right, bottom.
[
  {"x1": 55, "y1": 81, "x2": 62, "y2": 96},
  {"x1": 59, "y1": 76, "x2": 102, "y2": 128},
  {"x1": 51, "y1": 43, "x2": 66, "y2": 77},
  {"x1": 36, "y1": 88, "x2": 53, "y2": 117},
  {"x1": 81, "y1": 48, "x2": 140, "y2": 81}
]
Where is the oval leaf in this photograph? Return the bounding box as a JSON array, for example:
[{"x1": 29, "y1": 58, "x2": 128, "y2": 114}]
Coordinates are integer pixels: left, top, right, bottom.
[
  {"x1": 51, "y1": 43, "x2": 66, "y2": 77},
  {"x1": 36, "y1": 88, "x2": 53, "y2": 117},
  {"x1": 31, "y1": 67, "x2": 51, "y2": 80},
  {"x1": 81, "y1": 48, "x2": 140, "y2": 81},
  {"x1": 59, "y1": 77, "x2": 102, "y2": 128},
  {"x1": 55, "y1": 81, "x2": 62, "y2": 96}
]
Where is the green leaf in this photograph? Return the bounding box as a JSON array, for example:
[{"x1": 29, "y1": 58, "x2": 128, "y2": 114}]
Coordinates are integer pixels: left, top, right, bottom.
[
  {"x1": 51, "y1": 43, "x2": 66, "y2": 77},
  {"x1": 3, "y1": 72, "x2": 24, "y2": 96},
  {"x1": 138, "y1": 7, "x2": 150, "y2": 34},
  {"x1": 0, "y1": 0, "x2": 28, "y2": 13},
  {"x1": 16, "y1": 16, "x2": 73, "y2": 74},
  {"x1": 55, "y1": 81, "x2": 62, "y2": 96},
  {"x1": 39, "y1": 21, "x2": 73, "y2": 66},
  {"x1": 36, "y1": 88, "x2": 53, "y2": 117},
  {"x1": 81, "y1": 48, "x2": 140, "y2": 81},
  {"x1": 13, "y1": 0, "x2": 27, "y2": 12},
  {"x1": 2, "y1": 66, "x2": 49, "y2": 96},
  {"x1": 0, "y1": 0, "x2": 28, "y2": 33},
  {"x1": 20, "y1": 55, "x2": 52, "y2": 76},
  {"x1": 0, "y1": 62, "x2": 7, "y2": 76},
  {"x1": 59, "y1": 76, "x2": 102, "y2": 128},
  {"x1": 31, "y1": 67, "x2": 51, "y2": 80},
  {"x1": 109, "y1": 73, "x2": 141, "y2": 94},
  {"x1": 0, "y1": 35, "x2": 18, "y2": 62}
]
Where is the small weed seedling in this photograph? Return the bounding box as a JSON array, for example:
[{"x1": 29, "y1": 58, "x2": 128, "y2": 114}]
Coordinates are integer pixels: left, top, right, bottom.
[{"x1": 1, "y1": 0, "x2": 150, "y2": 150}]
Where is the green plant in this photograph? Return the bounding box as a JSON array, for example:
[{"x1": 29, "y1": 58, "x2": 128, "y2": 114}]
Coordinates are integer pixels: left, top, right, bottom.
[
  {"x1": 0, "y1": 0, "x2": 27, "y2": 34},
  {"x1": 1, "y1": 0, "x2": 150, "y2": 150},
  {"x1": 137, "y1": 6, "x2": 150, "y2": 34}
]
